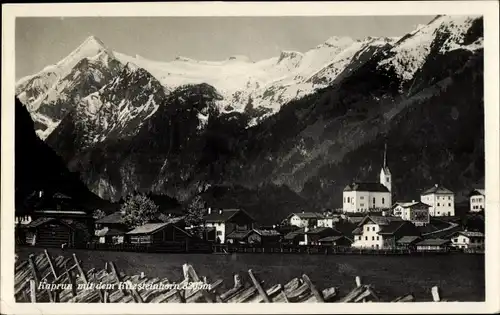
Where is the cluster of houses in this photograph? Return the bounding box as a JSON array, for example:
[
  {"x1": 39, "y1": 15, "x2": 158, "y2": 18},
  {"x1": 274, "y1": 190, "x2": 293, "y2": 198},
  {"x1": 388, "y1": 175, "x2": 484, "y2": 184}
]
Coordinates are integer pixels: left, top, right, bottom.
[{"x1": 14, "y1": 148, "x2": 485, "y2": 253}]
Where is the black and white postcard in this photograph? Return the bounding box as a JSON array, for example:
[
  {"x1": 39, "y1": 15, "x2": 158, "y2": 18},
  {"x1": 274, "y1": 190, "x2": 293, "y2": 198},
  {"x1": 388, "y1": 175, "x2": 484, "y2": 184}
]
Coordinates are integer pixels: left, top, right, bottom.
[{"x1": 1, "y1": 1, "x2": 499, "y2": 314}]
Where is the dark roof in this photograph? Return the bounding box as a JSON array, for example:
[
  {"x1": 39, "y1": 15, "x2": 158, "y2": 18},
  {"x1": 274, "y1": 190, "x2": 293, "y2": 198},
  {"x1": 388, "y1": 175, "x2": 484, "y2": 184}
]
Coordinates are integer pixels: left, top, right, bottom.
[
  {"x1": 393, "y1": 201, "x2": 431, "y2": 209},
  {"x1": 318, "y1": 235, "x2": 350, "y2": 242},
  {"x1": 289, "y1": 212, "x2": 324, "y2": 220},
  {"x1": 421, "y1": 185, "x2": 453, "y2": 195},
  {"x1": 397, "y1": 236, "x2": 422, "y2": 244},
  {"x1": 204, "y1": 209, "x2": 254, "y2": 223},
  {"x1": 307, "y1": 227, "x2": 342, "y2": 236},
  {"x1": 126, "y1": 223, "x2": 169, "y2": 235},
  {"x1": 253, "y1": 229, "x2": 281, "y2": 236},
  {"x1": 226, "y1": 230, "x2": 252, "y2": 240},
  {"x1": 284, "y1": 228, "x2": 305, "y2": 240},
  {"x1": 378, "y1": 221, "x2": 408, "y2": 235},
  {"x1": 451, "y1": 231, "x2": 485, "y2": 238},
  {"x1": 344, "y1": 182, "x2": 389, "y2": 193},
  {"x1": 95, "y1": 227, "x2": 126, "y2": 237},
  {"x1": 352, "y1": 227, "x2": 363, "y2": 235},
  {"x1": 25, "y1": 217, "x2": 55, "y2": 228},
  {"x1": 469, "y1": 189, "x2": 485, "y2": 196},
  {"x1": 53, "y1": 193, "x2": 72, "y2": 199},
  {"x1": 96, "y1": 211, "x2": 124, "y2": 224},
  {"x1": 416, "y1": 238, "x2": 451, "y2": 246},
  {"x1": 358, "y1": 215, "x2": 403, "y2": 227},
  {"x1": 25, "y1": 217, "x2": 88, "y2": 231}
]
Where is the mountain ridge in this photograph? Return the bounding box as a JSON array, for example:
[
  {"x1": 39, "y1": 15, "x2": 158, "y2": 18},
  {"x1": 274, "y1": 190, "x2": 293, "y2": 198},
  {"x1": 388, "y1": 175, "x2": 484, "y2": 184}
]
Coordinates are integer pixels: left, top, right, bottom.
[{"x1": 15, "y1": 15, "x2": 484, "y2": 223}]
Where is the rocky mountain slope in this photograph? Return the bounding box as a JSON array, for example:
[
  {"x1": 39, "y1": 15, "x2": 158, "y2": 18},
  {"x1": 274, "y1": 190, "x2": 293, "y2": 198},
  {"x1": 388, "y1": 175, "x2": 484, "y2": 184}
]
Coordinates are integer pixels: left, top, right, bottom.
[{"x1": 16, "y1": 15, "x2": 484, "y2": 223}]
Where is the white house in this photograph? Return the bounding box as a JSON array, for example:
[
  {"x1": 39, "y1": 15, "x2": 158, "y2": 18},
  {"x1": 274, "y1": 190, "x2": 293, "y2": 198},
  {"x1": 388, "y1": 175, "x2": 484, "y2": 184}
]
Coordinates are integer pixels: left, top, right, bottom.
[
  {"x1": 317, "y1": 214, "x2": 341, "y2": 228},
  {"x1": 287, "y1": 212, "x2": 324, "y2": 228},
  {"x1": 469, "y1": 189, "x2": 485, "y2": 212},
  {"x1": 420, "y1": 184, "x2": 455, "y2": 217},
  {"x1": 203, "y1": 208, "x2": 255, "y2": 244},
  {"x1": 351, "y1": 216, "x2": 420, "y2": 249},
  {"x1": 449, "y1": 231, "x2": 484, "y2": 249},
  {"x1": 343, "y1": 144, "x2": 392, "y2": 213},
  {"x1": 392, "y1": 201, "x2": 430, "y2": 226}
]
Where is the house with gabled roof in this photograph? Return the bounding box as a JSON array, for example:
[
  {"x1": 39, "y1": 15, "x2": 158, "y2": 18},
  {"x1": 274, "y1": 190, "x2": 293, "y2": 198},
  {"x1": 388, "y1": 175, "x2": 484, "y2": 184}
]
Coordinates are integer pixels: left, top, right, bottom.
[
  {"x1": 351, "y1": 215, "x2": 421, "y2": 249},
  {"x1": 202, "y1": 208, "x2": 255, "y2": 244},
  {"x1": 286, "y1": 212, "x2": 324, "y2": 228},
  {"x1": 392, "y1": 201, "x2": 431, "y2": 226},
  {"x1": 126, "y1": 220, "x2": 192, "y2": 245},
  {"x1": 468, "y1": 188, "x2": 485, "y2": 212},
  {"x1": 449, "y1": 230, "x2": 485, "y2": 250},
  {"x1": 420, "y1": 184, "x2": 455, "y2": 217}
]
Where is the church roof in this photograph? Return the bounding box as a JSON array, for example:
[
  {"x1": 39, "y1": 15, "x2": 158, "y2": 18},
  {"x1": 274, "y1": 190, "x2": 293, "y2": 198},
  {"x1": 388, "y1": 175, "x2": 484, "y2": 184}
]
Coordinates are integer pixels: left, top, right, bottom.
[
  {"x1": 344, "y1": 182, "x2": 389, "y2": 193},
  {"x1": 421, "y1": 184, "x2": 454, "y2": 196},
  {"x1": 381, "y1": 166, "x2": 391, "y2": 175}
]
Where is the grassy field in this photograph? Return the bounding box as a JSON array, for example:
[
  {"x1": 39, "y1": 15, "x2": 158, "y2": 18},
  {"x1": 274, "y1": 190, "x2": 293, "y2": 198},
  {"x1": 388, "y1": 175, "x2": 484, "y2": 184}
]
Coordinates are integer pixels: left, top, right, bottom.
[{"x1": 16, "y1": 247, "x2": 484, "y2": 301}]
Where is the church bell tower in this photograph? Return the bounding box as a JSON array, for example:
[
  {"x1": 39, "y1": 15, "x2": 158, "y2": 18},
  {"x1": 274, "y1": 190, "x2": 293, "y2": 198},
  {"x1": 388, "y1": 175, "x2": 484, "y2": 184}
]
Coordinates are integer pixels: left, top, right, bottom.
[{"x1": 380, "y1": 143, "x2": 392, "y2": 193}]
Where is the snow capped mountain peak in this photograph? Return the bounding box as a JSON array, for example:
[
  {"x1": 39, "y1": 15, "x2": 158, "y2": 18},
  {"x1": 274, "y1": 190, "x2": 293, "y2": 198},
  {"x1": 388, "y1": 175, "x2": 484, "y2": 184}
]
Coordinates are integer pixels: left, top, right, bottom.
[
  {"x1": 322, "y1": 36, "x2": 355, "y2": 48},
  {"x1": 227, "y1": 55, "x2": 253, "y2": 63},
  {"x1": 378, "y1": 15, "x2": 482, "y2": 81},
  {"x1": 277, "y1": 51, "x2": 303, "y2": 63}
]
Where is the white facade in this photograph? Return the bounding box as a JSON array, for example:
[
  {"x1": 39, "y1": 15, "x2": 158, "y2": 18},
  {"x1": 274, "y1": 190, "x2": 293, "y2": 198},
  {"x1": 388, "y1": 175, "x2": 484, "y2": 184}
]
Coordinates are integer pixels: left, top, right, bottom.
[
  {"x1": 420, "y1": 190, "x2": 455, "y2": 216},
  {"x1": 343, "y1": 190, "x2": 391, "y2": 213},
  {"x1": 204, "y1": 221, "x2": 226, "y2": 243},
  {"x1": 352, "y1": 223, "x2": 384, "y2": 249},
  {"x1": 380, "y1": 169, "x2": 391, "y2": 193},
  {"x1": 288, "y1": 213, "x2": 323, "y2": 228},
  {"x1": 392, "y1": 201, "x2": 430, "y2": 226},
  {"x1": 317, "y1": 217, "x2": 338, "y2": 228},
  {"x1": 450, "y1": 232, "x2": 484, "y2": 249},
  {"x1": 469, "y1": 190, "x2": 485, "y2": 212}
]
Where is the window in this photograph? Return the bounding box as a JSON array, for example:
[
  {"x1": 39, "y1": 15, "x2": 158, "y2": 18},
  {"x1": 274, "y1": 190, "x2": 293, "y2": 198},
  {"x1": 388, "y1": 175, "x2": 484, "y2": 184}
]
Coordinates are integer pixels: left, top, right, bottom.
[
  {"x1": 347, "y1": 197, "x2": 350, "y2": 203},
  {"x1": 360, "y1": 196, "x2": 364, "y2": 200},
  {"x1": 365, "y1": 236, "x2": 368, "y2": 241},
  {"x1": 448, "y1": 203, "x2": 451, "y2": 207},
  {"x1": 382, "y1": 198, "x2": 385, "y2": 204},
  {"x1": 448, "y1": 196, "x2": 451, "y2": 200},
  {"x1": 360, "y1": 203, "x2": 364, "y2": 207},
  {"x1": 377, "y1": 236, "x2": 380, "y2": 240},
  {"x1": 437, "y1": 203, "x2": 440, "y2": 206},
  {"x1": 373, "y1": 227, "x2": 376, "y2": 231},
  {"x1": 386, "y1": 177, "x2": 390, "y2": 182},
  {"x1": 366, "y1": 226, "x2": 369, "y2": 232},
  {"x1": 372, "y1": 236, "x2": 375, "y2": 241},
  {"x1": 437, "y1": 212, "x2": 440, "y2": 215},
  {"x1": 373, "y1": 198, "x2": 376, "y2": 204}
]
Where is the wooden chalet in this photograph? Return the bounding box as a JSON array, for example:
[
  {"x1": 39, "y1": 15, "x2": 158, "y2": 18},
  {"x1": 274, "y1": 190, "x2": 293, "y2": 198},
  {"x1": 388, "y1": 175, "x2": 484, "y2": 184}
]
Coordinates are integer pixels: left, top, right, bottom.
[
  {"x1": 415, "y1": 238, "x2": 451, "y2": 251},
  {"x1": 226, "y1": 229, "x2": 282, "y2": 246},
  {"x1": 94, "y1": 211, "x2": 129, "y2": 244},
  {"x1": 23, "y1": 217, "x2": 91, "y2": 248},
  {"x1": 396, "y1": 236, "x2": 423, "y2": 250},
  {"x1": 317, "y1": 235, "x2": 353, "y2": 247},
  {"x1": 126, "y1": 217, "x2": 191, "y2": 245}
]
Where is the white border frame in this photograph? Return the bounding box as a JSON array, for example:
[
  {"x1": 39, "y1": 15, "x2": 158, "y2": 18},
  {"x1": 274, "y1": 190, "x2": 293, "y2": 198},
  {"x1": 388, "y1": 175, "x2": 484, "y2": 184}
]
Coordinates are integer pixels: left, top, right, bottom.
[{"x1": 2, "y1": 2, "x2": 499, "y2": 314}]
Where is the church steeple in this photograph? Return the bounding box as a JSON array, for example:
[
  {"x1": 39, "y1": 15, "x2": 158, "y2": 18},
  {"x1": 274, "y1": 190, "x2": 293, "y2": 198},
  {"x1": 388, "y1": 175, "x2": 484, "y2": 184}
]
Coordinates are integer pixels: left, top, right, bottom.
[
  {"x1": 383, "y1": 142, "x2": 387, "y2": 169},
  {"x1": 380, "y1": 142, "x2": 392, "y2": 192}
]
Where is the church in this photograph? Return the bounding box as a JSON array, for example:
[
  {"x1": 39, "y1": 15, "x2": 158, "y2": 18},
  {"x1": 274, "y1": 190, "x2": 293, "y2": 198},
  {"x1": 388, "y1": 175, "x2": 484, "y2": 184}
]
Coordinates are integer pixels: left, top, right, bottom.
[{"x1": 342, "y1": 144, "x2": 392, "y2": 213}]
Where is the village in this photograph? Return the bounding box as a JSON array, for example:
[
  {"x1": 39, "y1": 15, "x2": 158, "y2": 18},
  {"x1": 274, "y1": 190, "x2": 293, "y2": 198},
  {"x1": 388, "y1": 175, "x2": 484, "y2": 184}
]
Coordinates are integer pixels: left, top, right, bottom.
[{"x1": 14, "y1": 147, "x2": 485, "y2": 255}]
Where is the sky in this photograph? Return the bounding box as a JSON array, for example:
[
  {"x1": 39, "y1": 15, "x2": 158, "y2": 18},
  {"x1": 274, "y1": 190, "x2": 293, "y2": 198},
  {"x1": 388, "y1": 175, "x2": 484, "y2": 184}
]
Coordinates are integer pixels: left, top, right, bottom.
[{"x1": 15, "y1": 16, "x2": 434, "y2": 80}]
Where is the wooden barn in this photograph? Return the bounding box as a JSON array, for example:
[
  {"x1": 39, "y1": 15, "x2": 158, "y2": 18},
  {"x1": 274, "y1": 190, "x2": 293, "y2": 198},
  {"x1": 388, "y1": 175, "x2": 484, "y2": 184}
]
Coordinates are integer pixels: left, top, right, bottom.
[
  {"x1": 126, "y1": 220, "x2": 192, "y2": 245},
  {"x1": 23, "y1": 217, "x2": 91, "y2": 248}
]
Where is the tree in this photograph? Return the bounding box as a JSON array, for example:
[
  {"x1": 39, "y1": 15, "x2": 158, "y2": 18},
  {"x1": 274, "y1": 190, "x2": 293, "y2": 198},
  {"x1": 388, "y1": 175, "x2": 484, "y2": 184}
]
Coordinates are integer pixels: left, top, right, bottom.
[
  {"x1": 185, "y1": 195, "x2": 206, "y2": 226},
  {"x1": 120, "y1": 194, "x2": 160, "y2": 228},
  {"x1": 93, "y1": 209, "x2": 106, "y2": 220}
]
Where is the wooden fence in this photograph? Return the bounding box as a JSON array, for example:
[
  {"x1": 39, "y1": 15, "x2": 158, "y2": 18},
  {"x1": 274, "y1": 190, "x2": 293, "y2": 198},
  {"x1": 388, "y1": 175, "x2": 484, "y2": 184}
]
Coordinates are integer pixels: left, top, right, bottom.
[{"x1": 14, "y1": 249, "x2": 451, "y2": 303}]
